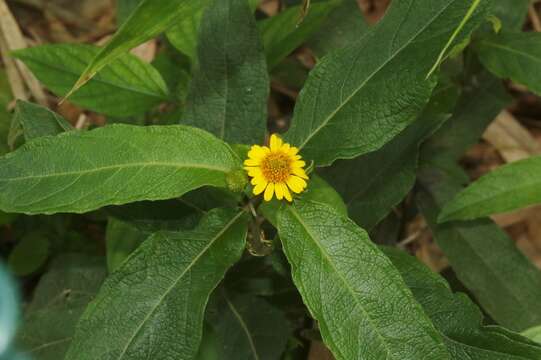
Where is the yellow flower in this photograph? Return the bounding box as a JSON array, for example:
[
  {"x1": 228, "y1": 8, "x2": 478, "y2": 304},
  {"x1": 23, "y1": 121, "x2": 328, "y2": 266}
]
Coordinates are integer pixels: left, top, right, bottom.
[{"x1": 244, "y1": 134, "x2": 308, "y2": 202}]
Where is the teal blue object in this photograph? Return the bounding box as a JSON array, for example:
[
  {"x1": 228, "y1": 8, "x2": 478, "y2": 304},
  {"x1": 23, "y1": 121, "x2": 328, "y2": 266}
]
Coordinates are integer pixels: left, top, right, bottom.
[{"x1": 0, "y1": 263, "x2": 20, "y2": 357}]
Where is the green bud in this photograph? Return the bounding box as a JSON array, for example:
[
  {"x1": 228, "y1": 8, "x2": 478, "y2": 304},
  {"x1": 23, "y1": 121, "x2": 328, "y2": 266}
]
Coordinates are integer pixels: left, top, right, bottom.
[{"x1": 226, "y1": 169, "x2": 249, "y2": 193}]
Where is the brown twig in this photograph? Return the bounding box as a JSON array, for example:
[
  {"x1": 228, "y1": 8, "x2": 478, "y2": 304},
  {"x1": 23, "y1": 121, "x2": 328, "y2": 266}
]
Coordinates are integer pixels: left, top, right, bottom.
[{"x1": 529, "y1": 3, "x2": 541, "y2": 32}]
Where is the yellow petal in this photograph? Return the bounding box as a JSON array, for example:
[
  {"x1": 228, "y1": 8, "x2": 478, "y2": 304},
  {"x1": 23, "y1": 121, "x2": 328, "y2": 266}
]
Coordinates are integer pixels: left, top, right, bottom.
[
  {"x1": 245, "y1": 167, "x2": 263, "y2": 178},
  {"x1": 288, "y1": 146, "x2": 299, "y2": 156},
  {"x1": 253, "y1": 180, "x2": 268, "y2": 195},
  {"x1": 270, "y1": 134, "x2": 283, "y2": 151},
  {"x1": 291, "y1": 167, "x2": 309, "y2": 179},
  {"x1": 292, "y1": 160, "x2": 306, "y2": 168},
  {"x1": 244, "y1": 158, "x2": 260, "y2": 166},
  {"x1": 283, "y1": 185, "x2": 292, "y2": 201},
  {"x1": 251, "y1": 176, "x2": 265, "y2": 185},
  {"x1": 264, "y1": 183, "x2": 275, "y2": 201},
  {"x1": 287, "y1": 176, "x2": 307, "y2": 193},
  {"x1": 275, "y1": 182, "x2": 285, "y2": 200},
  {"x1": 248, "y1": 145, "x2": 269, "y2": 160}
]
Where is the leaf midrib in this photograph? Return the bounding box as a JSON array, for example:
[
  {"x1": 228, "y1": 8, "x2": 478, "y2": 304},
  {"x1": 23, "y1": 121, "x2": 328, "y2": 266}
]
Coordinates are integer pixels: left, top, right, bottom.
[
  {"x1": 442, "y1": 181, "x2": 541, "y2": 220},
  {"x1": 421, "y1": 192, "x2": 539, "y2": 317},
  {"x1": 1, "y1": 161, "x2": 233, "y2": 182},
  {"x1": 225, "y1": 294, "x2": 260, "y2": 360},
  {"x1": 297, "y1": 0, "x2": 458, "y2": 150},
  {"x1": 287, "y1": 205, "x2": 395, "y2": 360},
  {"x1": 116, "y1": 211, "x2": 245, "y2": 360},
  {"x1": 16, "y1": 53, "x2": 168, "y2": 100},
  {"x1": 480, "y1": 40, "x2": 541, "y2": 66}
]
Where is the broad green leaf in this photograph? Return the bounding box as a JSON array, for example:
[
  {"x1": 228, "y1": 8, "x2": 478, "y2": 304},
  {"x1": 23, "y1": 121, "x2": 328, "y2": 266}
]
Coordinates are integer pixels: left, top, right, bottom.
[
  {"x1": 166, "y1": 0, "x2": 260, "y2": 63},
  {"x1": 18, "y1": 255, "x2": 107, "y2": 360},
  {"x1": 260, "y1": 175, "x2": 346, "y2": 227},
  {"x1": 421, "y1": 70, "x2": 511, "y2": 168},
  {"x1": 383, "y1": 247, "x2": 541, "y2": 359},
  {"x1": 284, "y1": 0, "x2": 491, "y2": 166},
  {"x1": 151, "y1": 47, "x2": 192, "y2": 103},
  {"x1": 0, "y1": 70, "x2": 13, "y2": 155},
  {"x1": 106, "y1": 199, "x2": 202, "y2": 232},
  {"x1": 491, "y1": 0, "x2": 529, "y2": 31},
  {"x1": 439, "y1": 155, "x2": 541, "y2": 222},
  {"x1": 166, "y1": 8, "x2": 204, "y2": 62},
  {"x1": 277, "y1": 200, "x2": 450, "y2": 360},
  {"x1": 67, "y1": 0, "x2": 209, "y2": 97},
  {"x1": 0, "y1": 263, "x2": 19, "y2": 355},
  {"x1": 183, "y1": 0, "x2": 269, "y2": 144},
  {"x1": 320, "y1": 97, "x2": 453, "y2": 230},
  {"x1": 523, "y1": 326, "x2": 541, "y2": 345},
  {"x1": 0, "y1": 124, "x2": 242, "y2": 215},
  {"x1": 203, "y1": 290, "x2": 291, "y2": 360},
  {"x1": 105, "y1": 217, "x2": 148, "y2": 273},
  {"x1": 417, "y1": 166, "x2": 541, "y2": 331},
  {"x1": 8, "y1": 232, "x2": 50, "y2": 276},
  {"x1": 307, "y1": 0, "x2": 368, "y2": 57},
  {"x1": 9, "y1": 101, "x2": 72, "y2": 145},
  {"x1": 475, "y1": 32, "x2": 541, "y2": 96},
  {"x1": 13, "y1": 44, "x2": 169, "y2": 117},
  {"x1": 65, "y1": 208, "x2": 248, "y2": 360},
  {"x1": 195, "y1": 324, "x2": 220, "y2": 360},
  {"x1": 116, "y1": 0, "x2": 143, "y2": 25},
  {"x1": 259, "y1": 1, "x2": 340, "y2": 70}
]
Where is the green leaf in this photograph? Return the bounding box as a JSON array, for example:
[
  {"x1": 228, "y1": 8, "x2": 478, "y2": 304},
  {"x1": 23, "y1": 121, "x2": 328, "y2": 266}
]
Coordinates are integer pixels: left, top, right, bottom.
[
  {"x1": 421, "y1": 70, "x2": 511, "y2": 168},
  {"x1": 439, "y1": 155, "x2": 541, "y2": 222},
  {"x1": 116, "y1": 0, "x2": 143, "y2": 25},
  {"x1": 13, "y1": 44, "x2": 169, "y2": 117},
  {"x1": 166, "y1": 0, "x2": 260, "y2": 63},
  {"x1": 259, "y1": 0, "x2": 340, "y2": 69},
  {"x1": 307, "y1": 0, "x2": 368, "y2": 57},
  {"x1": 183, "y1": 0, "x2": 269, "y2": 144},
  {"x1": 491, "y1": 0, "x2": 529, "y2": 31},
  {"x1": 260, "y1": 175, "x2": 346, "y2": 227},
  {"x1": 475, "y1": 32, "x2": 541, "y2": 96},
  {"x1": 166, "y1": 6, "x2": 205, "y2": 63},
  {"x1": 277, "y1": 200, "x2": 450, "y2": 360},
  {"x1": 417, "y1": 166, "x2": 541, "y2": 331},
  {"x1": 320, "y1": 98, "x2": 452, "y2": 230},
  {"x1": 0, "y1": 70, "x2": 13, "y2": 156},
  {"x1": 284, "y1": 0, "x2": 491, "y2": 166},
  {"x1": 106, "y1": 199, "x2": 201, "y2": 232},
  {"x1": 523, "y1": 326, "x2": 541, "y2": 345},
  {"x1": 203, "y1": 290, "x2": 291, "y2": 360},
  {"x1": 0, "y1": 124, "x2": 242, "y2": 215},
  {"x1": 9, "y1": 101, "x2": 72, "y2": 145},
  {"x1": 105, "y1": 217, "x2": 148, "y2": 273},
  {"x1": 8, "y1": 232, "x2": 50, "y2": 276},
  {"x1": 66, "y1": 0, "x2": 210, "y2": 97},
  {"x1": 0, "y1": 263, "x2": 19, "y2": 356},
  {"x1": 65, "y1": 208, "x2": 248, "y2": 360},
  {"x1": 383, "y1": 247, "x2": 541, "y2": 359},
  {"x1": 18, "y1": 255, "x2": 107, "y2": 360}
]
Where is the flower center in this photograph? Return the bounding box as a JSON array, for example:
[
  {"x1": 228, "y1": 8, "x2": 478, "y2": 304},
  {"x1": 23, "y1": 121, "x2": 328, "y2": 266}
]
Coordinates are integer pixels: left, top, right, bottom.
[{"x1": 261, "y1": 152, "x2": 291, "y2": 183}]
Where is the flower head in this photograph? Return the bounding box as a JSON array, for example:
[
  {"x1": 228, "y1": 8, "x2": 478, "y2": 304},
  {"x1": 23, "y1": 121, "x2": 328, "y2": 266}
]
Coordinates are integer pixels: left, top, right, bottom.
[{"x1": 244, "y1": 134, "x2": 308, "y2": 201}]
